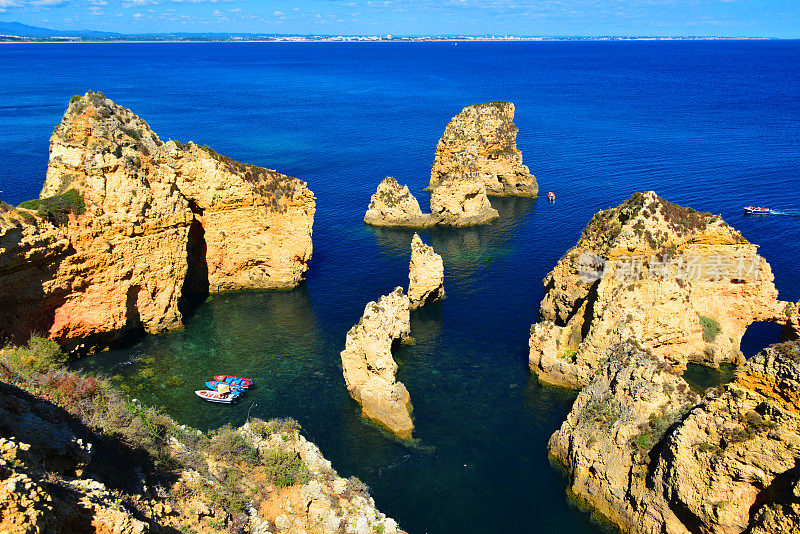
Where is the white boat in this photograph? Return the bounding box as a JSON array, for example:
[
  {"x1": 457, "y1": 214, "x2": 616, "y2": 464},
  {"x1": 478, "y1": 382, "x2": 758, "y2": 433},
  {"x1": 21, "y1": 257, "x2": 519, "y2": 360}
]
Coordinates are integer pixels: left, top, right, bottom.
[
  {"x1": 195, "y1": 389, "x2": 238, "y2": 403},
  {"x1": 744, "y1": 206, "x2": 771, "y2": 215}
]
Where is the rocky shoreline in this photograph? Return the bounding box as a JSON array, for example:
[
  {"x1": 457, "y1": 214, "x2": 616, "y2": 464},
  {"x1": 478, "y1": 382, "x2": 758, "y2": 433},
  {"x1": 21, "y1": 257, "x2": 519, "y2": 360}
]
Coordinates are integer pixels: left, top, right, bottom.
[{"x1": 0, "y1": 338, "x2": 405, "y2": 534}]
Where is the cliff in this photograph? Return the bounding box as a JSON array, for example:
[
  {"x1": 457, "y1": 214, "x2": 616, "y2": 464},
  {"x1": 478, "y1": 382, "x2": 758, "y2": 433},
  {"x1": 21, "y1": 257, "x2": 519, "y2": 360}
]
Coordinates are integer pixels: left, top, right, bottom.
[
  {"x1": 408, "y1": 233, "x2": 444, "y2": 309},
  {"x1": 340, "y1": 287, "x2": 414, "y2": 439},
  {"x1": 529, "y1": 191, "x2": 796, "y2": 389},
  {"x1": 363, "y1": 175, "x2": 497, "y2": 228},
  {"x1": 0, "y1": 345, "x2": 404, "y2": 534},
  {"x1": 0, "y1": 91, "x2": 315, "y2": 352},
  {"x1": 549, "y1": 340, "x2": 800, "y2": 534},
  {"x1": 428, "y1": 101, "x2": 538, "y2": 197}
]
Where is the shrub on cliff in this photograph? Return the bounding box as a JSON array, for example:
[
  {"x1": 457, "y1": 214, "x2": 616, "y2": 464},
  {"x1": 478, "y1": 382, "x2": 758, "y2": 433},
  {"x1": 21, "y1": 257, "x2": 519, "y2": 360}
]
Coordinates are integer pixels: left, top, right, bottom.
[
  {"x1": 262, "y1": 448, "x2": 310, "y2": 488},
  {"x1": 699, "y1": 315, "x2": 722, "y2": 343},
  {"x1": 18, "y1": 188, "x2": 85, "y2": 226},
  {"x1": 3, "y1": 335, "x2": 68, "y2": 373}
]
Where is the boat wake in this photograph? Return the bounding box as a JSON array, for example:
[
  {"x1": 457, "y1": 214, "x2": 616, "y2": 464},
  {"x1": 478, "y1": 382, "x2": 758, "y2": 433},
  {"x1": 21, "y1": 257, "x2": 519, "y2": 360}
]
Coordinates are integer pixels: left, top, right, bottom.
[{"x1": 767, "y1": 209, "x2": 800, "y2": 216}]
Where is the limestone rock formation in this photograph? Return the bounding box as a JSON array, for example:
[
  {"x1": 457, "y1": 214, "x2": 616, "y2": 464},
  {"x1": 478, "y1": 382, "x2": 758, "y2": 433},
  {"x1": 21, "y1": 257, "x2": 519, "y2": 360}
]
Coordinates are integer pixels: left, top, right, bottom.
[
  {"x1": 529, "y1": 191, "x2": 796, "y2": 389},
  {"x1": 408, "y1": 233, "x2": 444, "y2": 308},
  {"x1": 363, "y1": 175, "x2": 497, "y2": 228},
  {"x1": 364, "y1": 176, "x2": 434, "y2": 227},
  {"x1": 429, "y1": 176, "x2": 498, "y2": 226},
  {"x1": 549, "y1": 340, "x2": 800, "y2": 534},
  {"x1": 429, "y1": 101, "x2": 538, "y2": 197},
  {"x1": 340, "y1": 287, "x2": 414, "y2": 439},
  {"x1": 0, "y1": 91, "x2": 315, "y2": 351}
]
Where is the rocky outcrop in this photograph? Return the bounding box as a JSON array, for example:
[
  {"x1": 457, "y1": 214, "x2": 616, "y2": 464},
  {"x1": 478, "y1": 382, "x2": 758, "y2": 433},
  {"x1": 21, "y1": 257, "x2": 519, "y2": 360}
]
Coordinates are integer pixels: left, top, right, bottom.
[
  {"x1": 428, "y1": 101, "x2": 538, "y2": 197},
  {"x1": 549, "y1": 340, "x2": 800, "y2": 534},
  {"x1": 0, "y1": 91, "x2": 315, "y2": 352},
  {"x1": 0, "y1": 356, "x2": 406, "y2": 534},
  {"x1": 529, "y1": 191, "x2": 795, "y2": 389},
  {"x1": 429, "y1": 176, "x2": 498, "y2": 226},
  {"x1": 408, "y1": 233, "x2": 444, "y2": 309},
  {"x1": 364, "y1": 177, "x2": 434, "y2": 227},
  {"x1": 340, "y1": 287, "x2": 414, "y2": 439},
  {"x1": 363, "y1": 175, "x2": 497, "y2": 228}
]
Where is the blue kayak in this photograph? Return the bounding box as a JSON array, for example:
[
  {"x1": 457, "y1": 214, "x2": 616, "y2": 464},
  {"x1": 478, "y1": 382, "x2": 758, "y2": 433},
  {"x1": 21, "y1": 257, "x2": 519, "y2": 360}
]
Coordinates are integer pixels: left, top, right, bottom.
[
  {"x1": 205, "y1": 380, "x2": 246, "y2": 393},
  {"x1": 213, "y1": 375, "x2": 253, "y2": 388}
]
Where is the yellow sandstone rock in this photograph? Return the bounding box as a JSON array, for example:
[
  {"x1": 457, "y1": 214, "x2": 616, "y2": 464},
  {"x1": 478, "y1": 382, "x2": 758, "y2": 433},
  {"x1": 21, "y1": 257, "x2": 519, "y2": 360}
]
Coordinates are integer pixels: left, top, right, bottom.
[
  {"x1": 0, "y1": 91, "x2": 315, "y2": 352},
  {"x1": 529, "y1": 191, "x2": 796, "y2": 389},
  {"x1": 340, "y1": 287, "x2": 414, "y2": 439}
]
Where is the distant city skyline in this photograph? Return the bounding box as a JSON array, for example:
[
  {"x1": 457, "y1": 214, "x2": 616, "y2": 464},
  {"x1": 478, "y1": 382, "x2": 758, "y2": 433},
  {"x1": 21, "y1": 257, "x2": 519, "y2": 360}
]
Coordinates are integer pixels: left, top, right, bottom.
[{"x1": 0, "y1": 0, "x2": 797, "y2": 38}]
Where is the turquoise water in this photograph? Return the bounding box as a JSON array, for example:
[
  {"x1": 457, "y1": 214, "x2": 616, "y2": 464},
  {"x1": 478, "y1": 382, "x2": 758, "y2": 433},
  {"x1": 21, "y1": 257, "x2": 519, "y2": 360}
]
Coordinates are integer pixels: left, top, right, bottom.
[{"x1": 1, "y1": 41, "x2": 799, "y2": 533}]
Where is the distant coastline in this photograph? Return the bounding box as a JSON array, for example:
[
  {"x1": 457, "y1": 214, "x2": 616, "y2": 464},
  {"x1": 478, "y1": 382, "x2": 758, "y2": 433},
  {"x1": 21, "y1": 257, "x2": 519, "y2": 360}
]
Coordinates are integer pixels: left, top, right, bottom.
[{"x1": 0, "y1": 36, "x2": 786, "y2": 44}]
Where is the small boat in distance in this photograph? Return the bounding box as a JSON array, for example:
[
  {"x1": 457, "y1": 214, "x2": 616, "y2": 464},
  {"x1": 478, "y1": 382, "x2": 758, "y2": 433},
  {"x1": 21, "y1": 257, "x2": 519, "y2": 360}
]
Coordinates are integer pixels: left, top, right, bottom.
[
  {"x1": 212, "y1": 375, "x2": 253, "y2": 388},
  {"x1": 195, "y1": 389, "x2": 238, "y2": 403},
  {"x1": 548, "y1": 191, "x2": 555, "y2": 202},
  {"x1": 744, "y1": 206, "x2": 771, "y2": 215}
]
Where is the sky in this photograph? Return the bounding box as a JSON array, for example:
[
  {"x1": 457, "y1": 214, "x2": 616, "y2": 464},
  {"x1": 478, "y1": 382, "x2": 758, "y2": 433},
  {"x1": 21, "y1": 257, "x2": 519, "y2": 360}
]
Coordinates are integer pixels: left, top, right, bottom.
[{"x1": 0, "y1": 0, "x2": 797, "y2": 37}]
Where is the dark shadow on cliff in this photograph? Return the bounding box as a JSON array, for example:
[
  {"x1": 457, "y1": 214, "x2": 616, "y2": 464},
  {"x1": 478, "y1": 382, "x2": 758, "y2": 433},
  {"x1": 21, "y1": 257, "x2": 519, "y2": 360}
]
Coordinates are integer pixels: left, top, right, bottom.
[
  {"x1": 0, "y1": 226, "x2": 71, "y2": 348},
  {"x1": 0, "y1": 380, "x2": 182, "y2": 532},
  {"x1": 179, "y1": 210, "x2": 210, "y2": 321}
]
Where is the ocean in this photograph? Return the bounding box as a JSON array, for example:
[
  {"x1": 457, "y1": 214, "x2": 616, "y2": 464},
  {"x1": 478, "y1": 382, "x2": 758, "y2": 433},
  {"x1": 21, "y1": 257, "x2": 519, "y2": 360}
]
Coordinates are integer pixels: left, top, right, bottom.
[{"x1": 1, "y1": 40, "x2": 798, "y2": 533}]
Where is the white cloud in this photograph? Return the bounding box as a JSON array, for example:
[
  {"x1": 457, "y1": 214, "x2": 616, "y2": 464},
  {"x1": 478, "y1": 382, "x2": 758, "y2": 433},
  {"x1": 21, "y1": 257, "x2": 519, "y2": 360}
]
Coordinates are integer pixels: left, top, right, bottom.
[
  {"x1": 0, "y1": 0, "x2": 21, "y2": 13},
  {"x1": 132, "y1": 11, "x2": 143, "y2": 18}
]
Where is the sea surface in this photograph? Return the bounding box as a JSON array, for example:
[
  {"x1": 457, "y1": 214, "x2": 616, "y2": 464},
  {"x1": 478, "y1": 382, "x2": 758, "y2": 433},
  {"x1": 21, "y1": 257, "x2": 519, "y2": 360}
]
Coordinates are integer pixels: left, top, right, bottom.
[{"x1": 1, "y1": 41, "x2": 799, "y2": 534}]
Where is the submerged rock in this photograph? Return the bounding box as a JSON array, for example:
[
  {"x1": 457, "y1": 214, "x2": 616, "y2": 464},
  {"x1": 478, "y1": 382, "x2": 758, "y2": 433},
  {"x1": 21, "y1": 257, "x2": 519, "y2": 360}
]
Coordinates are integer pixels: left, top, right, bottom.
[
  {"x1": 0, "y1": 91, "x2": 315, "y2": 352},
  {"x1": 429, "y1": 101, "x2": 538, "y2": 197},
  {"x1": 340, "y1": 287, "x2": 414, "y2": 439},
  {"x1": 363, "y1": 176, "x2": 434, "y2": 227},
  {"x1": 408, "y1": 233, "x2": 444, "y2": 309},
  {"x1": 528, "y1": 190, "x2": 795, "y2": 389},
  {"x1": 550, "y1": 340, "x2": 800, "y2": 534}
]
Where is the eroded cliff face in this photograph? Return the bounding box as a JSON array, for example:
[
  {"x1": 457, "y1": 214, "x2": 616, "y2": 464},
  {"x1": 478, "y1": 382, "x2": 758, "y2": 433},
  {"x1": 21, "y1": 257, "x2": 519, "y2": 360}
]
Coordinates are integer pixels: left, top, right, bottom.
[
  {"x1": 340, "y1": 287, "x2": 414, "y2": 439},
  {"x1": 408, "y1": 233, "x2": 444, "y2": 309},
  {"x1": 428, "y1": 101, "x2": 538, "y2": 197},
  {"x1": 529, "y1": 191, "x2": 795, "y2": 389},
  {"x1": 0, "y1": 91, "x2": 315, "y2": 351},
  {"x1": 549, "y1": 340, "x2": 800, "y2": 534}
]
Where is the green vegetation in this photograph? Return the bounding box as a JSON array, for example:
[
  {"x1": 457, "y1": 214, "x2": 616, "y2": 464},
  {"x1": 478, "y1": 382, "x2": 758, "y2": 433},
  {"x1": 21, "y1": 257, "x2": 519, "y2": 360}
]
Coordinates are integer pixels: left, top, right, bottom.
[
  {"x1": 630, "y1": 406, "x2": 689, "y2": 457},
  {"x1": 345, "y1": 476, "x2": 371, "y2": 499},
  {"x1": 3, "y1": 336, "x2": 68, "y2": 373},
  {"x1": 18, "y1": 188, "x2": 85, "y2": 226},
  {"x1": 560, "y1": 349, "x2": 577, "y2": 363},
  {"x1": 70, "y1": 94, "x2": 82, "y2": 104},
  {"x1": 261, "y1": 448, "x2": 310, "y2": 488},
  {"x1": 699, "y1": 315, "x2": 722, "y2": 343},
  {"x1": 1, "y1": 335, "x2": 317, "y2": 522},
  {"x1": 584, "y1": 397, "x2": 622, "y2": 430}
]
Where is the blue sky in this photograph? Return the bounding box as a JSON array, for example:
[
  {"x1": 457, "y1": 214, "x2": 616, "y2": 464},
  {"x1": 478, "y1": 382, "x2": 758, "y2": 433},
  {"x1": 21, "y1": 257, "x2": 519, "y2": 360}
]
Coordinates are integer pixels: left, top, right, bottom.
[{"x1": 0, "y1": 0, "x2": 797, "y2": 37}]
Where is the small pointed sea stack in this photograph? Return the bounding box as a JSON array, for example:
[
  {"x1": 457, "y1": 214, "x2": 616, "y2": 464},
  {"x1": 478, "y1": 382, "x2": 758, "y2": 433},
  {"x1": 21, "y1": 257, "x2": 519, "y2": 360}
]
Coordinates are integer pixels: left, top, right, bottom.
[
  {"x1": 364, "y1": 176, "x2": 434, "y2": 227},
  {"x1": 429, "y1": 101, "x2": 538, "y2": 197},
  {"x1": 340, "y1": 287, "x2": 414, "y2": 439},
  {"x1": 408, "y1": 233, "x2": 444, "y2": 309}
]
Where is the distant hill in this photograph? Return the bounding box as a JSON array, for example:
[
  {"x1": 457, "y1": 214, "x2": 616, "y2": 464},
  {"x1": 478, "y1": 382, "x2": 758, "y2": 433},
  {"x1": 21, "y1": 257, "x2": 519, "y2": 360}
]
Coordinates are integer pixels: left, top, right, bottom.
[{"x1": 0, "y1": 21, "x2": 120, "y2": 38}]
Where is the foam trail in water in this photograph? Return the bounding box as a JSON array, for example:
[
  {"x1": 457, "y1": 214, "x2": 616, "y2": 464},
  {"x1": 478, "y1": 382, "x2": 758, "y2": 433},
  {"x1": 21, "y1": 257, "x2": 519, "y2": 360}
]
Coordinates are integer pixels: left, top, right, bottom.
[{"x1": 768, "y1": 209, "x2": 800, "y2": 216}]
